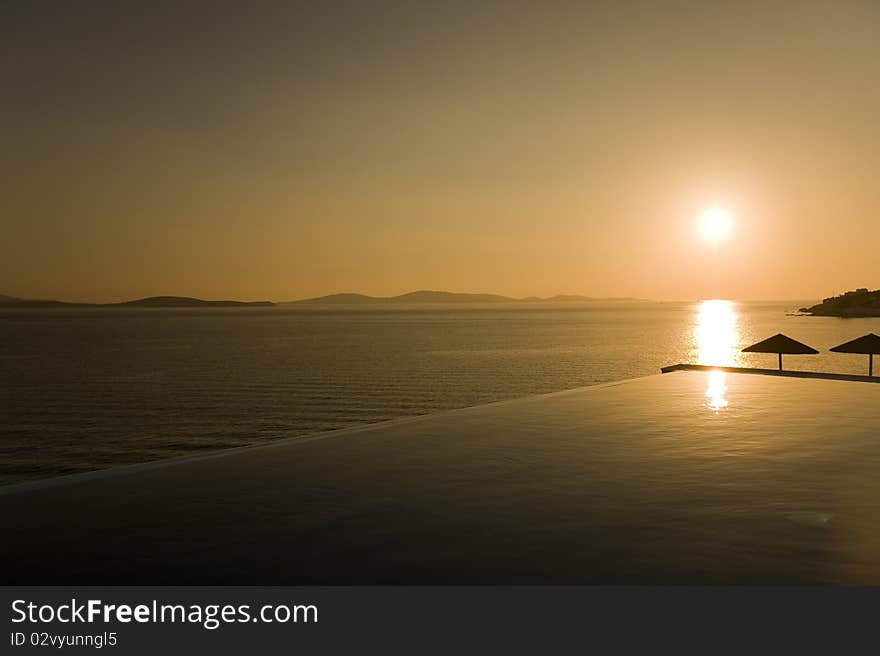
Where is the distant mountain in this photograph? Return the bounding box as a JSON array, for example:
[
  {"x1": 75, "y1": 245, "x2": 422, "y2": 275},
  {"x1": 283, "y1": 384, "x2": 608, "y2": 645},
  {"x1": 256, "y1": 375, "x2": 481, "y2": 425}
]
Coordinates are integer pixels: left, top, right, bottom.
[
  {"x1": 800, "y1": 288, "x2": 880, "y2": 317},
  {"x1": 291, "y1": 293, "x2": 381, "y2": 304},
  {"x1": 288, "y1": 291, "x2": 513, "y2": 304},
  {"x1": 1, "y1": 290, "x2": 643, "y2": 308},
  {"x1": 286, "y1": 290, "x2": 644, "y2": 304},
  {"x1": 120, "y1": 296, "x2": 274, "y2": 307},
  {"x1": 393, "y1": 291, "x2": 515, "y2": 303},
  {"x1": 0, "y1": 295, "x2": 77, "y2": 307},
  {"x1": 0, "y1": 295, "x2": 274, "y2": 308}
]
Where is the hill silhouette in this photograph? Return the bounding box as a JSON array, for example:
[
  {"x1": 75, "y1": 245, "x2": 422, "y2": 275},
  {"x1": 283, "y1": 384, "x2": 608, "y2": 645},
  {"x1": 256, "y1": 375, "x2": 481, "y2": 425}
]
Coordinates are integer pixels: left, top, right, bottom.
[
  {"x1": 800, "y1": 288, "x2": 880, "y2": 317},
  {"x1": 286, "y1": 290, "x2": 642, "y2": 304},
  {"x1": 1, "y1": 290, "x2": 643, "y2": 308},
  {"x1": 120, "y1": 296, "x2": 274, "y2": 307},
  {"x1": 0, "y1": 295, "x2": 274, "y2": 308}
]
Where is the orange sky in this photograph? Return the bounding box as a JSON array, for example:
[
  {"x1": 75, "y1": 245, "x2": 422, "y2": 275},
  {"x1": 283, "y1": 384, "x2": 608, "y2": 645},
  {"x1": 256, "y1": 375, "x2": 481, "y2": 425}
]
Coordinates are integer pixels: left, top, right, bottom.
[{"x1": 3, "y1": 1, "x2": 878, "y2": 302}]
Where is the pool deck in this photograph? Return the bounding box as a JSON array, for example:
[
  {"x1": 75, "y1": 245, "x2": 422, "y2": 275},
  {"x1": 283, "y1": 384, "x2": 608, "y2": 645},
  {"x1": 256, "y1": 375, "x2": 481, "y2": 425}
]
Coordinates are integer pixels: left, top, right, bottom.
[
  {"x1": 3, "y1": 369, "x2": 880, "y2": 584},
  {"x1": 661, "y1": 362, "x2": 880, "y2": 383}
]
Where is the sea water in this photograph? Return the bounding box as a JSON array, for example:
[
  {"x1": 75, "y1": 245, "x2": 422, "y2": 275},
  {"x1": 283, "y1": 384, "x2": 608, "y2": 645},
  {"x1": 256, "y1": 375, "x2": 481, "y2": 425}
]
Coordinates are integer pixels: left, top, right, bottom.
[{"x1": 1, "y1": 300, "x2": 877, "y2": 484}]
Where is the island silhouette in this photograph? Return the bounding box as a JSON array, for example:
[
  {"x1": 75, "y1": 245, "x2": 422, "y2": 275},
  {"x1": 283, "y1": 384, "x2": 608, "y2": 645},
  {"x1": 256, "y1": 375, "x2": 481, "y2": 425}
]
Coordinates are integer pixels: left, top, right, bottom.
[
  {"x1": 0, "y1": 291, "x2": 643, "y2": 308},
  {"x1": 284, "y1": 290, "x2": 644, "y2": 304},
  {"x1": 0, "y1": 295, "x2": 274, "y2": 308}
]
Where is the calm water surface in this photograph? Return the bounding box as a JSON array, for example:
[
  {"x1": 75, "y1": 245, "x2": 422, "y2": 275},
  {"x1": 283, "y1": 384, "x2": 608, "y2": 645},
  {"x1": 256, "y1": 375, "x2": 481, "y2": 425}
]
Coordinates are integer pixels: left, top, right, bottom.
[{"x1": 1, "y1": 300, "x2": 878, "y2": 484}]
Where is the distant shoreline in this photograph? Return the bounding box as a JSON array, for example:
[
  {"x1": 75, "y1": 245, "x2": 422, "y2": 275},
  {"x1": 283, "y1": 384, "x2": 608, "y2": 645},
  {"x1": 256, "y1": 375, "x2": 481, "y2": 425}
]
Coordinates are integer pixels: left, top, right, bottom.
[
  {"x1": 283, "y1": 290, "x2": 646, "y2": 305},
  {"x1": 0, "y1": 290, "x2": 645, "y2": 309},
  {"x1": 0, "y1": 293, "x2": 843, "y2": 310},
  {"x1": 0, "y1": 295, "x2": 274, "y2": 309}
]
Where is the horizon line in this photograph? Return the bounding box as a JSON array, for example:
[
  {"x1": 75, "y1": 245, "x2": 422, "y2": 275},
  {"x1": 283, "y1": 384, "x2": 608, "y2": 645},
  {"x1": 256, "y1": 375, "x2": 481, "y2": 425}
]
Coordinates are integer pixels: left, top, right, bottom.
[{"x1": 1, "y1": 289, "x2": 833, "y2": 306}]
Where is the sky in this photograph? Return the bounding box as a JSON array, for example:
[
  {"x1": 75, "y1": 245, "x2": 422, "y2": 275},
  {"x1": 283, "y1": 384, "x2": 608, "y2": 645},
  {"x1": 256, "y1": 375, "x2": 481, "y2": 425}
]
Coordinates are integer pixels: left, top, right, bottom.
[{"x1": 2, "y1": 0, "x2": 878, "y2": 302}]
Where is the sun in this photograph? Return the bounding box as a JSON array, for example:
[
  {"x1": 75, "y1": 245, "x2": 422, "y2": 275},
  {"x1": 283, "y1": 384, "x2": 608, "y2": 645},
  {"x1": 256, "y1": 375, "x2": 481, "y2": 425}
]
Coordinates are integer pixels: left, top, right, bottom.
[{"x1": 698, "y1": 205, "x2": 733, "y2": 244}]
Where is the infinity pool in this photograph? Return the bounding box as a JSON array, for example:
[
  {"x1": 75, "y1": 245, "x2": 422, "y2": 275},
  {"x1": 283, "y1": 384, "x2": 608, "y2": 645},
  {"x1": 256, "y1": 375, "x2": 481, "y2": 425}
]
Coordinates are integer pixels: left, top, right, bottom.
[{"x1": 3, "y1": 370, "x2": 879, "y2": 584}]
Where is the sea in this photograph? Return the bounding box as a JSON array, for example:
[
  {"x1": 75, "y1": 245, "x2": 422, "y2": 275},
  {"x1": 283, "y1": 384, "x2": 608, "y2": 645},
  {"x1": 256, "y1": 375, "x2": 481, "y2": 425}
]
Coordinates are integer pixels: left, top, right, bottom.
[{"x1": 2, "y1": 300, "x2": 878, "y2": 485}]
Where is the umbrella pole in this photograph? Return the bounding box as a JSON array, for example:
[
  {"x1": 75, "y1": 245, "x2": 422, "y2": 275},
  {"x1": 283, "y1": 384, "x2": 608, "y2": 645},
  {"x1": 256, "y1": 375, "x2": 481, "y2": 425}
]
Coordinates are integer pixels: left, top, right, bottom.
[
  {"x1": 870, "y1": 353, "x2": 873, "y2": 377},
  {"x1": 778, "y1": 353, "x2": 782, "y2": 371}
]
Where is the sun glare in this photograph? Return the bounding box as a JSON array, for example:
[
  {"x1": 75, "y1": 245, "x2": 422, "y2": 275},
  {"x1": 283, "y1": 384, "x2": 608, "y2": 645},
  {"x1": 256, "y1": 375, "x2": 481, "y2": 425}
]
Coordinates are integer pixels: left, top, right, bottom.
[{"x1": 698, "y1": 206, "x2": 733, "y2": 244}]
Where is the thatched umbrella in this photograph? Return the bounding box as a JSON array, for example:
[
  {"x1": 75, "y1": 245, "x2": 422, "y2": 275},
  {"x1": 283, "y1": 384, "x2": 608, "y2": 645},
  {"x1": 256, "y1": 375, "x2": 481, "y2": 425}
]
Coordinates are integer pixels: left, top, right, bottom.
[
  {"x1": 742, "y1": 333, "x2": 819, "y2": 371},
  {"x1": 830, "y1": 333, "x2": 880, "y2": 376}
]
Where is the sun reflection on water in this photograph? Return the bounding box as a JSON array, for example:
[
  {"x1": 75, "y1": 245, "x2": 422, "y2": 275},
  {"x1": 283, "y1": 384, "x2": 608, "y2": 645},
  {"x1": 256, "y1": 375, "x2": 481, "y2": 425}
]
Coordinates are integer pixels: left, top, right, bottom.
[
  {"x1": 694, "y1": 300, "x2": 740, "y2": 410},
  {"x1": 695, "y1": 300, "x2": 740, "y2": 367},
  {"x1": 705, "y1": 370, "x2": 729, "y2": 410}
]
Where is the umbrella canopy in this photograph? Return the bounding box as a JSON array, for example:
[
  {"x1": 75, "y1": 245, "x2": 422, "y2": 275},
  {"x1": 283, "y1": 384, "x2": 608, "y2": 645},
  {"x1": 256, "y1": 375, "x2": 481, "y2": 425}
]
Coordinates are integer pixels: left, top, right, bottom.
[
  {"x1": 830, "y1": 333, "x2": 880, "y2": 376},
  {"x1": 742, "y1": 333, "x2": 819, "y2": 371}
]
